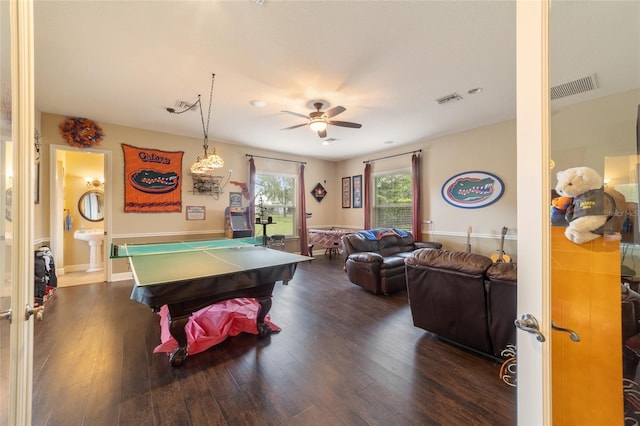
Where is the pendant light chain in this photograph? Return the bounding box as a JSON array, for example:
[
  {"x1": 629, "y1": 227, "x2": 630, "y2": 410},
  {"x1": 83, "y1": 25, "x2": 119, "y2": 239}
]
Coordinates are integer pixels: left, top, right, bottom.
[
  {"x1": 205, "y1": 73, "x2": 215, "y2": 141},
  {"x1": 200, "y1": 73, "x2": 216, "y2": 157}
]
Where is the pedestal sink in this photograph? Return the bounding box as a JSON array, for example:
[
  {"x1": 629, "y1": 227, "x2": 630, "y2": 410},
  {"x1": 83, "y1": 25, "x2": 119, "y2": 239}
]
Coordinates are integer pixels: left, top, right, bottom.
[{"x1": 73, "y1": 229, "x2": 104, "y2": 272}]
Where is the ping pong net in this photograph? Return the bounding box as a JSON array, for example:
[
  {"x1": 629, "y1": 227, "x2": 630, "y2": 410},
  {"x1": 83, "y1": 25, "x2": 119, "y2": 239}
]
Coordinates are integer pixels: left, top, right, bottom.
[{"x1": 110, "y1": 236, "x2": 265, "y2": 258}]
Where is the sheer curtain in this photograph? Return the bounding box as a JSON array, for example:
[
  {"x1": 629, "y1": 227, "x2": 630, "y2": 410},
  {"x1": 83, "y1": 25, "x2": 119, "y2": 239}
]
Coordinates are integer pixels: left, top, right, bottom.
[
  {"x1": 298, "y1": 163, "x2": 311, "y2": 256},
  {"x1": 411, "y1": 152, "x2": 422, "y2": 242},
  {"x1": 364, "y1": 162, "x2": 371, "y2": 230},
  {"x1": 248, "y1": 157, "x2": 256, "y2": 235}
]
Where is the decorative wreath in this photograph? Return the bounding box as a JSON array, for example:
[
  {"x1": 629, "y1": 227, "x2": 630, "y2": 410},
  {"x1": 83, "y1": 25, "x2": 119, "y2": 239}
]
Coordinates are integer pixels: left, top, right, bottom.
[{"x1": 59, "y1": 117, "x2": 104, "y2": 148}]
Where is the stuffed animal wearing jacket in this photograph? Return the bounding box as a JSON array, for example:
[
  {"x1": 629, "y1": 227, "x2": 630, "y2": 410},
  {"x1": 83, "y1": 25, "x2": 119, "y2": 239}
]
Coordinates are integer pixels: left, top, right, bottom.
[{"x1": 554, "y1": 166, "x2": 626, "y2": 244}]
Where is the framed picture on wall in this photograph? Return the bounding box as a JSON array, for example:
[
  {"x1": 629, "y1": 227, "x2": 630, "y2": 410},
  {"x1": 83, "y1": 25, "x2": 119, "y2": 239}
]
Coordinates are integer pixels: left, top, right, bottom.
[
  {"x1": 352, "y1": 175, "x2": 362, "y2": 208},
  {"x1": 342, "y1": 177, "x2": 351, "y2": 208},
  {"x1": 186, "y1": 205, "x2": 206, "y2": 220},
  {"x1": 34, "y1": 129, "x2": 41, "y2": 204},
  {"x1": 312, "y1": 182, "x2": 327, "y2": 203},
  {"x1": 34, "y1": 162, "x2": 40, "y2": 204},
  {"x1": 229, "y1": 192, "x2": 242, "y2": 207}
]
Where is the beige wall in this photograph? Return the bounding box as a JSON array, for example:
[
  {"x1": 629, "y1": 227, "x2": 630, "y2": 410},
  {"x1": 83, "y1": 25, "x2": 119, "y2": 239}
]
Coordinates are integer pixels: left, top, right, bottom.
[
  {"x1": 34, "y1": 89, "x2": 638, "y2": 275},
  {"x1": 336, "y1": 119, "x2": 518, "y2": 257},
  {"x1": 36, "y1": 113, "x2": 339, "y2": 273},
  {"x1": 550, "y1": 88, "x2": 639, "y2": 174},
  {"x1": 38, "y1": 113, "x2": 339, "y2": 237},
  {"x1": 335, "y1": 89, "x2": 638, "y2": 257}
]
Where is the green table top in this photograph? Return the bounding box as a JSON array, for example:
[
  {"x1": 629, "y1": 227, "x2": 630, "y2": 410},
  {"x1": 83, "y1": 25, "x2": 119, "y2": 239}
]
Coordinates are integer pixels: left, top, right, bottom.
[
  {"x1": 112, "y1": 237, "x2": 311, "y2": 287},
  {"x1": 111, "y1": 236, "x2": 265, "y2": 258}
]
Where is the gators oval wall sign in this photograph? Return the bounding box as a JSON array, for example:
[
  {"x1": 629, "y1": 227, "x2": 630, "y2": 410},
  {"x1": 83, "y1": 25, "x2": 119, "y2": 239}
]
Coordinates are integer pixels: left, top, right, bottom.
[
  {"x1": 441, "y1": 171, "x2": 505, "y2": 209},
  {"x1": 130, "y1": 169, "x2": 179, "y2": 194}
]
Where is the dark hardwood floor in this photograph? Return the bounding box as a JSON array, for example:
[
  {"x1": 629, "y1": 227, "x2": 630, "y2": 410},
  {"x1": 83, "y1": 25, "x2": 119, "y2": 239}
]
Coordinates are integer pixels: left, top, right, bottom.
[{"x1": 32, "y1": 255, "x2": 515, "y2": 425}]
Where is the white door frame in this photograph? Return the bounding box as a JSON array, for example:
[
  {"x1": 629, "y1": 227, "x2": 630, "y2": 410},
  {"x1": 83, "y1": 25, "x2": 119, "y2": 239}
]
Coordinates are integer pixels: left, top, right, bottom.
[
  {"x1": 49, "y1": 145, "x2": 112, "y2": 282},
  {"x1": 8, "y1": 0, "x2": 36, "y2": 424},
  {"x1": 516, "y1": 0, "x2": 551, "y2": 424}
]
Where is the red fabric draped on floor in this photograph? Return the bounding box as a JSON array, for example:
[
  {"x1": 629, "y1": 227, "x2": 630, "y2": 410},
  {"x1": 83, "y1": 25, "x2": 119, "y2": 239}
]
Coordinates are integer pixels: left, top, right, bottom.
[{"x1": 154, "y1": 298, "x2": 280, "y2": 355}]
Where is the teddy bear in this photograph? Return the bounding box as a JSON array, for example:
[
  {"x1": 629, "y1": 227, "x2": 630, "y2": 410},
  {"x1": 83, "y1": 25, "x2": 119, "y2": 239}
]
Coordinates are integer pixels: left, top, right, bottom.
[{"x1": 554, "y1": 166, "x2": 627, "y2": 244}]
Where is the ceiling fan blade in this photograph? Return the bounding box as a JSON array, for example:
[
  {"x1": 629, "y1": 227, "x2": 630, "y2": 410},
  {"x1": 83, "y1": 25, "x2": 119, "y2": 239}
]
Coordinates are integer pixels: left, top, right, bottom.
[
  {"x1": 281, "y1": 110, "x2": 310, "y2": 119},
  {"x1": 323, "y1": 106, "x2": 345, "y2": 119},
  {"x1": 317, "y1": 128, "x2": 327, "y2": 138},
  {"x1": 328, "y1": 120, "x2": 362, "y2": 129},
  {"x1": 281, "y1": 123, "x2": 308, "y2": 130}
]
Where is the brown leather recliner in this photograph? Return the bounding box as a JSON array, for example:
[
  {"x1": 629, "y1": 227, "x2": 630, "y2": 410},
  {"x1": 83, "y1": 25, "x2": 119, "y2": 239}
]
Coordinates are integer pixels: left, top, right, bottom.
[
  {"x1": 406, "y1": 249, "x2": 518, "y2": 358},
  {"x1": 342, "y1": 230, "x2": 442, "y2": 295},
  {"x1": 485, "y1": 262, "x2": 517, "y2": 357},
  {"x1": 406, "y1": 249, "x2": 495, "y2": 355}
]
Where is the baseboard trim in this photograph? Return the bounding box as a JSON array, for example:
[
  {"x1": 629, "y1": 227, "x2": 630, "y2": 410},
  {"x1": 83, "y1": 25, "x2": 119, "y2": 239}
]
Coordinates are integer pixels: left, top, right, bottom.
[{"x1": 111, "y1": 271, "x2": 133, "y2": 282}]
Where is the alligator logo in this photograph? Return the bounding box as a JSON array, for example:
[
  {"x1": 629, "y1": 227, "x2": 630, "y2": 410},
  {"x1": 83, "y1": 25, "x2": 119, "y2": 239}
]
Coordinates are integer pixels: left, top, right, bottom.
[
  {"x1": 130, "y1": 169, "x2": 179, "y2": 194},
  {"x1": 446, "y1": 177, "x2": 494, "y2": 203}
]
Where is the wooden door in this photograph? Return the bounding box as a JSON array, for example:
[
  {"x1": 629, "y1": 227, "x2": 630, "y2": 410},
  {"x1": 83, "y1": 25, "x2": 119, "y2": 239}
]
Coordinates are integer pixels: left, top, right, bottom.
[{"x1": 551, "y1": 228, "x2": 623, "y2": 424}]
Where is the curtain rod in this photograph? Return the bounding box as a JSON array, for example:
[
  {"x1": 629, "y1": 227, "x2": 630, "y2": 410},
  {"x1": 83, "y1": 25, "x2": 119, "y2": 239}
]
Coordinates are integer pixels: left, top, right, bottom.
[
  {"x1": 363, "y1": 149, "x2": 422, "y2": 164},
  {"x1": 245, "y1": 153, "x2": 306, "y2": 165}
]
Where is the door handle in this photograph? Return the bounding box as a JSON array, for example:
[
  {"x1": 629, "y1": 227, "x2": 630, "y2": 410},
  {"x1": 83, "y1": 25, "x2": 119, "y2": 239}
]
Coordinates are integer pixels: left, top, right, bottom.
[
  {"x1": 0, "y1": 308, "x2": 11, "y2": 323},
  {"x1": 514, "y1": 313, "x2": 546, "y2": 342},
  {"x1": 551, "y1": 321, "x2": 581, "y2": 342},
  {"x1": 25, "y1": 304, "x2": 44, "y2": 321}
]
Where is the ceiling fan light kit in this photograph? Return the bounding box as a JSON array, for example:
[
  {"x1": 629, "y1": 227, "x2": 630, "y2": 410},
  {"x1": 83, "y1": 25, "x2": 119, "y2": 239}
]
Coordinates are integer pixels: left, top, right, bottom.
[
  {"x1": 309, "y1": 119, "x2": 327, "y2": 132},
  {"x1": 281, "y1": 101, "x2": 362, "y2": 138}
]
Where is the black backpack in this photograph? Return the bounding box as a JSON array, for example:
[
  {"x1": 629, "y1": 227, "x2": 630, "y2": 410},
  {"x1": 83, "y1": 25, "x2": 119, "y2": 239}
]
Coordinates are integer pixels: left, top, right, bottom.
[{"x1": 35, "y1": 246, "x2": 57, "y2": 298}]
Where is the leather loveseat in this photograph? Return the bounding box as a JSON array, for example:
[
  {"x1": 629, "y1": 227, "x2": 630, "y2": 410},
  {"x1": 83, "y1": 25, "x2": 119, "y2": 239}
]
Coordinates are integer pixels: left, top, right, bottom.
[
  {"x1": 405, "y1": 248, "x2": 517, "y2": 358},
  {"x1": 342, "y1": 228, "x2": 442, "y2": 295}
]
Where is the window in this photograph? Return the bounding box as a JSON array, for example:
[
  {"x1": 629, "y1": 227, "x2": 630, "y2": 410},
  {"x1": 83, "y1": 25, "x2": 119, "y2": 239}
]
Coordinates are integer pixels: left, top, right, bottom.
[
  {"x1": 373, "y1": 170, "x2": 412, "y2": 230},
  {"x1": 254, "y1": 172, "x2": 296, "y2": 236}
]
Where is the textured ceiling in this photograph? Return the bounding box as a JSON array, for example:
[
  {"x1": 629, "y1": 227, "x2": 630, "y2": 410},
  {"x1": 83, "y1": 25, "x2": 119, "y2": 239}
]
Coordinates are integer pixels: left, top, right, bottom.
[{"x1": 34, "y1": 1, "x2": 639, "y2": 161}]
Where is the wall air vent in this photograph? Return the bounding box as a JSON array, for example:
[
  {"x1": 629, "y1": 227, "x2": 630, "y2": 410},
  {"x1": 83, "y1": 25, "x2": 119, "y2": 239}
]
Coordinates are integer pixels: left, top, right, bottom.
[
  {"x1": 436, "y1": 92, "x2": 463, "y2": 105},
  {"x1": 550, "y1": 74, "x2": 598, "y2": 100}
]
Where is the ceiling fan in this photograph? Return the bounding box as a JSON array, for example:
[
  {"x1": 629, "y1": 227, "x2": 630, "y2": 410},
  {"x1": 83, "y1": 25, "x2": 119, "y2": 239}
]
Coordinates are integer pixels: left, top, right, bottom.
[{"x1": 281, "y1": 102, "x2": 362, "y2": 138}]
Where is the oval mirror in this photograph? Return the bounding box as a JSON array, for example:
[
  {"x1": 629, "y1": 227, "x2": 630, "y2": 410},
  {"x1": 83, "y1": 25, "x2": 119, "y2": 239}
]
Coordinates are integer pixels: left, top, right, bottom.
[{"x1": 78, "y1": 190, "x2": 104, "y2": 222}]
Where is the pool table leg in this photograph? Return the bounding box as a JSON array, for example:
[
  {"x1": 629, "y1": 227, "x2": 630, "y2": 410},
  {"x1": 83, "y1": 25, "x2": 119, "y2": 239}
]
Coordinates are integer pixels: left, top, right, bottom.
[
  {"x1": 256, "y1": 295, "x2": 273, "y2": 337},
  {"x1": 167, "y1": 312, "x2": 189, "y2": 367}
]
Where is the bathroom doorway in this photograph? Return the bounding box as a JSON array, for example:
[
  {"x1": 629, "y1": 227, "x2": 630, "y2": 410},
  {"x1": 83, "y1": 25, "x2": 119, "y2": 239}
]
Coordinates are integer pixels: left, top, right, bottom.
[{"x1": 49, "y1": 145, "x2": 111, "y2": 285}]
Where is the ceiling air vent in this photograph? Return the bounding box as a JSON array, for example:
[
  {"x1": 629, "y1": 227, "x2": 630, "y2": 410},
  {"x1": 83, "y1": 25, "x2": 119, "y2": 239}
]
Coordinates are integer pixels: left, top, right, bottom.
[
  {"x1": 550, "y1": 74, "x2": 598, "y2": 100},
  {"x1": 436, "y1": 92, "x2": 463, "y2": 105},
  {"x1": 174, "y1": 100, "x2": 198, "y2": 111}
]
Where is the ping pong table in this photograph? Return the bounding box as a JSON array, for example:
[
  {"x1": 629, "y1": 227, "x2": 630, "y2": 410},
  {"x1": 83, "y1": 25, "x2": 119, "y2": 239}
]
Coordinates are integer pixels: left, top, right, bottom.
[{"x1": 111, "y1": 237, "x2": 311, "y2": 367}]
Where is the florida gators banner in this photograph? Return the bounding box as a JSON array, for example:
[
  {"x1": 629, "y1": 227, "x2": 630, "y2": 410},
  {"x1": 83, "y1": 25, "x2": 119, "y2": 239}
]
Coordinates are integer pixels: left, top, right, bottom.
[{"x1": 122, "y1": 144, "x2": 183, "y2": 213}]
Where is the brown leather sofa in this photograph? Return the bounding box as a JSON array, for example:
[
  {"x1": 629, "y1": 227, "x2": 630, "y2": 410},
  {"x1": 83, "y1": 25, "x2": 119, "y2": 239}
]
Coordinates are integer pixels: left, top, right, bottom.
[
  {"x1": 405, "y1": 248, "x2": 517, "y2": 358},
  {"x1": 342, "y1": 229, "x2": 442, "y2": 295},
  {"x1": 485, "y1": 261, "x2": 518, "y2": 357}
]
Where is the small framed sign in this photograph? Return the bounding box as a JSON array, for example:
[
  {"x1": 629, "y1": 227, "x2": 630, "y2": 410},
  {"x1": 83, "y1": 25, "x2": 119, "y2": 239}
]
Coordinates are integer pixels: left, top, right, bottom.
[
  {"x1": 186, "y1": 205, "x2": 206, "y2": 220},
  {"x1": 229, "y1": 192, "x2": 242, "y2": 207}
]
